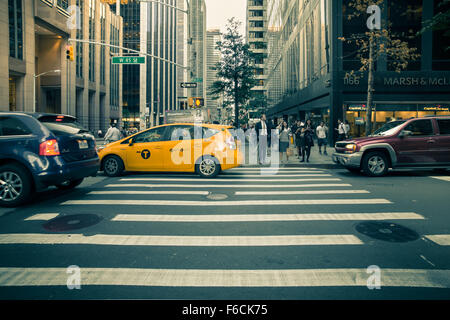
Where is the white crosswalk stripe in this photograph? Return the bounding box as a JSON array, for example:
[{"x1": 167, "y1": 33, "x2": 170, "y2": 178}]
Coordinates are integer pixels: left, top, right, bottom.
[
  {"x1": 1, "y1": 267, "x2": 450, "y2": 288},
  {"x1": 111, "y1": 212, "x2": 424, "y2": 222},
  {"x1": 6, "y1": 167, "x2": 447, "y2": 294},
  {"x1": 430, "y1": 176, "x2": 450, "y2": 182}
]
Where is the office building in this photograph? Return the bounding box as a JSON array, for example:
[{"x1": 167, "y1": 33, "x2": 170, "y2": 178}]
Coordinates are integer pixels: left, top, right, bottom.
[
  {"x1": 265, "y1": 0, "x2": 450, "y2": 142},
  {"x1": 1, "y1": 0, "x2": 123, "y2": 134}
]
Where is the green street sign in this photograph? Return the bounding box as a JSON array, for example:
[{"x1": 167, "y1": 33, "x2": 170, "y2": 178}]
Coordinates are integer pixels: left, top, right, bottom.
[
  {"x1": 112, "y1": 56, "x2": 145, "y2": 64},
  {"x1": 192, "y1": 78, "x2": 203, "y2": 83}
]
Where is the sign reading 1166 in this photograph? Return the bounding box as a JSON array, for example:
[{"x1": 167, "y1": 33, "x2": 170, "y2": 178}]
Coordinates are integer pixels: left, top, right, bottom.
[{"x1": 112, "y1": 56, "x2": 145, "y2": 64}]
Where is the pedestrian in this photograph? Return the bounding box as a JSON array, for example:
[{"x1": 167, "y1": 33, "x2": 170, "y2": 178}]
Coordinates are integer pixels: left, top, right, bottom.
[
  {"x1": 299, "y1": 122, "x2": 314, "y2": 163},
  {"x1": 335, "y1": 119, "x2": 347, "y2": 141},
  {"x1": 295, "y1": 121, "x2": 304, "y2": 159},
  {"x1": 316, "y1": 121, "x2": 328, "y2": 155},
  {"x1": 104, "y1": 123, "x2": 122, "y2": 144},
  {"x1": 278, "y1": 120, "x2": 292, "y2": 163},
  {"x1": 344, "y1": 120, "x2": 351, "y2": 139},
  {"x1": 97, "y1": 129, "x2": 103, "y2": 138},
  {"x1": 255, "y1": 114, "x2": 271, "y2": 165}
]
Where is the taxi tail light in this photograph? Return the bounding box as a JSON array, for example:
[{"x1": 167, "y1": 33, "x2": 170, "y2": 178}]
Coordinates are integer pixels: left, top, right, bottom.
[
  {"x1": 225, "y1": 135, "x2": 236, "y2": 150},
  {"x1": 39, "y1": 139, "x2": 60, "y2": 156}
]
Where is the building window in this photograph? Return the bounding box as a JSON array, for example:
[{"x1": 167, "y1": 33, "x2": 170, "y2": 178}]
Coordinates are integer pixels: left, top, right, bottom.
[
  {"x1": 8, "y1": 0, "x2": 23, "y2": 60},
  {"x1": 249, "y1": 10, "x2": 263, "y2": 17},
  {"x1": 432, "y1": 0, "x2": 450, "y2": 70},
  {"x1": 76, "y1": 0, "x2": 83, "y2": 78},
  {"x1": 100, "y1": 4, "x2": 106, "y2": 85},
  {"x1": 388, "y1": 0, "x2": 422, "y2": 71},
  {"x1": 89, "y1": 0, "x2": 95, "y2": 82}
]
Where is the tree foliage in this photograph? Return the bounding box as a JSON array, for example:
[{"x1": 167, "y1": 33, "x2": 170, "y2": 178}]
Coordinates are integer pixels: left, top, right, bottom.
[{"x1": 208, "y1": 18, "x2": 258, "y2": 127}]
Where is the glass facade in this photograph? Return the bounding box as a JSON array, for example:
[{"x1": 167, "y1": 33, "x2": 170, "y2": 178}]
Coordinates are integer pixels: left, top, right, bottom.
[
  {"x1": 432, "y1": 0, "x2": 450, "y2": 70},
  {"x1": 8, "y1": 0, "x2": 23, "y2": 60},
  {"x1": 266, "y1": 0, "x2": 330, "y2": 104},
  {"x1": 89, "y1": 0, "x2": 95, "y2": 82},
  {"x1": 100, "y1": 3, "x2": 106, "y2": 86},
  {"x1": 76, "y1": 0, "x2": 83, "y2": 78}
]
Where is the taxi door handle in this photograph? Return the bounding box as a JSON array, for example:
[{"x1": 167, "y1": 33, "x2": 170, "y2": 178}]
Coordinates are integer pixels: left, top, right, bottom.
[
  {"x1": 170, "y1": 148, "x2": 183, "y2": 152},
  {"x1": 427, "y1": 139, "x2": 436, "y2": 143},
  {"x1": 154, "y1": 146, "x2": 162, "y2": 149}
]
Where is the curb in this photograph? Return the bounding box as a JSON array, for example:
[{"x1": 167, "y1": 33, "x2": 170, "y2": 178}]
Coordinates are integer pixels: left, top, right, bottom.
[{"x1": 239, "y1": 163, "x2": 342, "y2": 169}]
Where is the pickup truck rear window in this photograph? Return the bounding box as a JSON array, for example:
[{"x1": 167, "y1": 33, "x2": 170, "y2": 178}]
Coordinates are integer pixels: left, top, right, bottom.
[{"x1": 38, "y1": 116, "x2": 91, "y2": 136}]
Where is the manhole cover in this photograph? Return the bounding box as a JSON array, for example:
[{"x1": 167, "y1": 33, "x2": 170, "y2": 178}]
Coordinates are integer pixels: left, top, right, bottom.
[
  {"x1": 43, "y1": 214, "x2": 102, "y2": 232},
  {"x1": 355, "y1": 221, "x2": 419, "y2": 243},
  {"x1": 206, "y1": 193, "x2": 228, "y2": 200}
]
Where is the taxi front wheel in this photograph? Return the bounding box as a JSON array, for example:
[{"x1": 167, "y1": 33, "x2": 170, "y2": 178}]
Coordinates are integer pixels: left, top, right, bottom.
[
  {"x1": 103, "y1": 155, "x2": 124, "y2": 177},
  {"x1": 196, "y1": 156, "x2": 221, "y2": 178}
]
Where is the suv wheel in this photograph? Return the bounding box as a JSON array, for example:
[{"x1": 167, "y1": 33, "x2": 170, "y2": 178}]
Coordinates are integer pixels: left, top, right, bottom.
[
  {"x1": 196, "y1": 156, "x2": 220, "y2": 178},
  {"x1": 56, "y1": 178, "x2": 84, "y2": 190},
  {"x1": 103, "y1": 155, "x2": 124, "y2": 177},
  {"x1": 362, "y1": 152, "x2": 389, "y2": 177},
  {"x1": 0, "y1": 164, "x2": 32, "y2": 207}
]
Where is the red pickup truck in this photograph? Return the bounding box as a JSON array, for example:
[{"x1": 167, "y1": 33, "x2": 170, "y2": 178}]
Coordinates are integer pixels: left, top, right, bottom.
[{"x1": 332, "y1": 116, "x2": 450, "y2": 176}]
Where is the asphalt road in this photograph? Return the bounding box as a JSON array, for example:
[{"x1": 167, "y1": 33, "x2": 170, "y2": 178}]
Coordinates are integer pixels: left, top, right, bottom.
[{"x1": 0, "y1": 166, "x2": 450, "y2": 300}]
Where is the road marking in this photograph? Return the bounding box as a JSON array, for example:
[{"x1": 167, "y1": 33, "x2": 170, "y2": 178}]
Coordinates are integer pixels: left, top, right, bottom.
[
  {"x1": 430, "y1": 176, "x2": 450, "y2": 182},
  {"x1": 1, "y1": 267, "x2": 450, "y2": 288},
  {"x1": 235, "y1": 190, "x2": 370, "y2": 195},
  {"x1": 24, "y1": 214, "x2": 59, "y2": 221},
  {"x1": 61, "y1": 199, "x2": 392, "y2": 206},
  {"x1": 420, "y1": 255, "x2": 436, "y2": 267},
  {"x1": 88, "y1": 191, "x2": 210, "y2": 195},
  {"x1": 0, "y1": 233, "x2": 363, "y2": 246},
  {"x1": 119, "y1": 177, "x2": 337, "y2": 182},
  {"x1": 220, "y1": 174, "x2": 328, "y2": 177},
  {"x1": 106, "y1": 183, "x2": 348, "y2": 189},
  {"x1": 112, "y1": 212, "x2": 424, "y2": 222},
  {"x1": 425, "y1": 235, "x2": 450, "y2": 246}
]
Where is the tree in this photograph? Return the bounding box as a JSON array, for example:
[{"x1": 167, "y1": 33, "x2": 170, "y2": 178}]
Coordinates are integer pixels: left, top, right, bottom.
[
  {"x1": 339, "y1": 0, "x2": 420, "y2": 135},
  {"x1": 208, "y1": 18, "x2": 258, "y2": 128}
]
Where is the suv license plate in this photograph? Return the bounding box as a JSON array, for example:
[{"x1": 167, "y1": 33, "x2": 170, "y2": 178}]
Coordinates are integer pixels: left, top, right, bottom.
[{"x1": 78, "y1": 140, "x2": 88, "y2": 149}]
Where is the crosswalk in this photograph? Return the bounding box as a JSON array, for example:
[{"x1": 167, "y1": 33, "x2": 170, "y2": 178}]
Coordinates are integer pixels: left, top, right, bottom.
[{"x1": 1, "y1": 166, "x2": 450, "y2": 297}]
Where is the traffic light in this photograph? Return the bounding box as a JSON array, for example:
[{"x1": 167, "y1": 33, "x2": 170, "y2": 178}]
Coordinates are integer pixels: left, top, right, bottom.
[
  {"x1": 66, "y1": 45, "x2": 74, "y2": 61},
  {"x1": 194, "y1": 98, "x2": 204, "y2": 108},
  {"x1": 188, "y1": 97, "x2": 204, "y2": 108}
]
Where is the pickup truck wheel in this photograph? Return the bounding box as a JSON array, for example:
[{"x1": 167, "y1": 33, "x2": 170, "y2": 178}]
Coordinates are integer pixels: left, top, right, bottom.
[
  {"x1": 103, "y1": 155, "x2": 124, "y2": 177},
  {"x1": 362, "y1": 152, "x2": 388, "y2": 177},
  {"x1": 0, "y1": 164, "x2": 32, "y2": 207}
]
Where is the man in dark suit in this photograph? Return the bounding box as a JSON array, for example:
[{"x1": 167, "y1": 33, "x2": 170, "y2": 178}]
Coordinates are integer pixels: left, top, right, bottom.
[{"x1": 255, "y1": 114, "x2": 272, "y2": 165}]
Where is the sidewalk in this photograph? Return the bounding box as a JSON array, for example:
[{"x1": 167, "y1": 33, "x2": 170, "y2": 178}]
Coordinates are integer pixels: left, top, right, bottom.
[{"x1": 241, "y1": 143, "x2": 339, "y2": 168}]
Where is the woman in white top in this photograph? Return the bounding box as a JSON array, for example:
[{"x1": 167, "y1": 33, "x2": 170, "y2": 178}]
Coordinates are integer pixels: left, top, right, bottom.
[{"x1": 277, "y1": 121, "x2": 291, "y2": 163}]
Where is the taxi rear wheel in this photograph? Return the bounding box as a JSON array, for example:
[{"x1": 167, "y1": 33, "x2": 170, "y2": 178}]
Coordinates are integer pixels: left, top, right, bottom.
[
  {"x1": 195, "y1": 156, "x2": 220, "y2": 178},
  {"x1": 103, "y1": 155, "x2": 124, "y2": 177}
]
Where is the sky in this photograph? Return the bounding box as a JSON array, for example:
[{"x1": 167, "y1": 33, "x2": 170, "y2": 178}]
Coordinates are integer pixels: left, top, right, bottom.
[{"x1": 204, "y1": 0, "x2": 246, "y2": 36}]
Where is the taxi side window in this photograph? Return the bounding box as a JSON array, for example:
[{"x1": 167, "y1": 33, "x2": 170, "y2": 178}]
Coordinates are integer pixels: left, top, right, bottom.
[
  {"x1": 203, "y1": 127, "x2": 219, "y2": 139},
  {"x1": 168, "y1": 126, "x2": 193, "y2": 141},
  {"x1": 403, "y1": 120, "x2": 434, "y2": 136},
  {"x1": 133, "y1": 127, "x2": 166, "y2": 143}
]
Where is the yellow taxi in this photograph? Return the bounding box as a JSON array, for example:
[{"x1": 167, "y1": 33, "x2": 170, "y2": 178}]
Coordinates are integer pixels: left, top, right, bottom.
[{"x1": 97, "y1": 123, "x2": 243, "y2": 178}]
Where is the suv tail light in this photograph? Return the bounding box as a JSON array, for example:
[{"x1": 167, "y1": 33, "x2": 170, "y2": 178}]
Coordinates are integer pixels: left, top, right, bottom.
[
  {"x1": 225, "y1": 135, "x2": 236, "y2": 150},
  {"x1": 39, "y1": 139, "x2": 60, "y2": 156}
]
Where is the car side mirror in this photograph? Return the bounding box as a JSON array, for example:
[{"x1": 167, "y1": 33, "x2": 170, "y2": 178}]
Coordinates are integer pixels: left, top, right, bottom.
[
  {"x1": 399, "y1": 130, "x2": 411, "y2": 138},
  {"x1": 128, "y1": 138, "x2": 134, "y2": 146}
]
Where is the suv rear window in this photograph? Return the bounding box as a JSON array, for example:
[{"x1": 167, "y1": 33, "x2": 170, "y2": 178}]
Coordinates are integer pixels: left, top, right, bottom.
[
  {"x1": 38, "y1": 115, "x2": 90, "y2": 136},
  {"x1": 437, "y1": 119, "x2": 450, "y2": 135},
  {"x1": 0, "y1": 117, "x2": 32, "y2": 136}
]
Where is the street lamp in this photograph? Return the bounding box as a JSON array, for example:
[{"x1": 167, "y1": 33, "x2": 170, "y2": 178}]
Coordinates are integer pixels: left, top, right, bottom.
[{"x1": 33, "y1": 69, "x2": 61, "y2": 113}]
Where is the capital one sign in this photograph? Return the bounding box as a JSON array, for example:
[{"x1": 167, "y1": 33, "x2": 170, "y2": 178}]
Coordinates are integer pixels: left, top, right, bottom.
[{"x1": 367, "y1": 5, "x2": 381, "y2": 30}]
